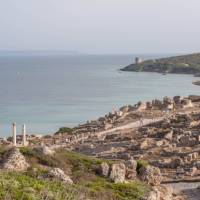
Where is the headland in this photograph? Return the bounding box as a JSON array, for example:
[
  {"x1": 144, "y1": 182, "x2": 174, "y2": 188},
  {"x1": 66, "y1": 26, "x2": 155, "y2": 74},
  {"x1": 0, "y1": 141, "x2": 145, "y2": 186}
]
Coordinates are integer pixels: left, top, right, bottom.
[{"x1": 121, "y1": 53, "x2": 200, "y2": 76}]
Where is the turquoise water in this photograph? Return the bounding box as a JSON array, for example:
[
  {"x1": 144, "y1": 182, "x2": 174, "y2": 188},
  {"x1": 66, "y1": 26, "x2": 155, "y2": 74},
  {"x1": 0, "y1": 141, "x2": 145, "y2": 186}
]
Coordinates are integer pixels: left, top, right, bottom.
[{"x1": 0, "y1": 54, "x2": 199, "y2": 136}]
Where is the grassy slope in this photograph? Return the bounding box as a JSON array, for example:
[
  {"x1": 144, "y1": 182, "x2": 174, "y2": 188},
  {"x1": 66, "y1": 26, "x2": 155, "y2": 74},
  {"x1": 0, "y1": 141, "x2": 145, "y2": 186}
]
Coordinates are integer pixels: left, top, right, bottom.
[
  {"x1": 0, "y1": 146, "x2": 149, "y2": 200},
  {"x1": 121, "y1": 53, "x2": 200, "y2": 74}
]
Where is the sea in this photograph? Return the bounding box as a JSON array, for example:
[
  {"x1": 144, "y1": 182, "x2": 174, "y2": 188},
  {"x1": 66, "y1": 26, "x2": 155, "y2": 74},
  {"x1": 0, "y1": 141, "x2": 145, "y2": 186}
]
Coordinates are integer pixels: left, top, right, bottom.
[{"x1": 0, "y1": 53, "x2": 199, "y2": 137}]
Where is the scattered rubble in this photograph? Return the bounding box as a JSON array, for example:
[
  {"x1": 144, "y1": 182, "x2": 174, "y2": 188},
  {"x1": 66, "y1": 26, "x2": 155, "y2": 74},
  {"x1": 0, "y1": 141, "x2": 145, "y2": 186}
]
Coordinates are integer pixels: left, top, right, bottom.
[
  {"x1": 1, "y1": 148, "x2": 30, "y2": 171},
  {"x1": 47, "y1": 168, "x2": 73, "y2": 184}
]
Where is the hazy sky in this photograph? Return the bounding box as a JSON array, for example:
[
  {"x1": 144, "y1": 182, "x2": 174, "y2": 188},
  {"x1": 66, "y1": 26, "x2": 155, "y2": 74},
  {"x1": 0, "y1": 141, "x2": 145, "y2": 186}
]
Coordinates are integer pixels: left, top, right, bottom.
[{"x1": 0, "y1": 0, "x2": 200, "y2": 54}]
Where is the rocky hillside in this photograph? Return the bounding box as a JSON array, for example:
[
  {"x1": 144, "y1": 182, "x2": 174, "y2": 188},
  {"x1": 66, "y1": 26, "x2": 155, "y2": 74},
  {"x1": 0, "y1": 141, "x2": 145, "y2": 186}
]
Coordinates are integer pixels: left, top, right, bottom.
[
  {"x1": 0, "y1": 146, "x2": 151, "y2": 200},
  {"x1": 121, "y1": 53, "x2": 200, "y2": 75},
  {"x1": 0, "y1": 146, "x2": 185, "y2": 200}
]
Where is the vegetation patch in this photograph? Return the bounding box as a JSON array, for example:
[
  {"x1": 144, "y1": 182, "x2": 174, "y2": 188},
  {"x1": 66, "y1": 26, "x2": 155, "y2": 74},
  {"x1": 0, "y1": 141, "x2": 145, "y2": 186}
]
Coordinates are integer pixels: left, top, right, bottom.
[
  {"x1": 0, "y1": 171, "x2": 78, "y2": 200},
  {"x1": 55, "y1": 127, "x2": 73, "y2": 135},
  {"x1": 0, "y1": 147, "x2": 149, "y2": 199},
  {"x1": 86, "y1": 177, "x2": 149, "y2": 200},
  {"x1": 20, "y1": 147, "x2": 59, "y2": 167},
  {"x1": 136, "y1": 160, "x2": 149, "y2": 174}
]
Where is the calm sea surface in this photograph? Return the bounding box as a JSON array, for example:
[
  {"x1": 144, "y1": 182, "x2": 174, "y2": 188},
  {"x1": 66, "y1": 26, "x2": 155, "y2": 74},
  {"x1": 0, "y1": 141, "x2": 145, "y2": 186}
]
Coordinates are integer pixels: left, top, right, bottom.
[{"x1": 0, "y1": 54, "x2": 199, "y2": 136}]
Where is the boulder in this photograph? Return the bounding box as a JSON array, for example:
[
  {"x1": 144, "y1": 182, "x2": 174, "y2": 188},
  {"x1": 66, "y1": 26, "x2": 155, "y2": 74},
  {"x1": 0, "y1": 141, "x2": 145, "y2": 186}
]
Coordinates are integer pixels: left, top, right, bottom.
[
  {"x1": 2, "y1": 148, "x2": 30, "y2": 171},
  {"x1": 100, "y1": 162, "x2": 110, "y2": 177},
  {"x1": 34, "y1": 145, "x2": 55, "y2": 155},
  {"x1": 146, "y1": 185, "x2": 173, "y2": 200},
  {"x1": 164, "y1": 130, "x2": 173, "y2": 141},
  {"x1": 163, "y1": 97, "x2": 174, "y2": 110},
  {"x1": 48, "y1": 168, "x2": 73, "y2": 184},
  {"x1": 146, "y1": 187, "x2": 160, "y2": 200},
  {"x1": 181, "y1": 99, "x2": 193, "y2": 108},
  {"x1": 140, "y1": 139, "x2": 149, "y2": 150},
  {"x1": 125, "y1": 158, "x2": 137, "y2": 180},
  {"x1": 156, "y1": 140, "x2": 164, "y2": 147},
  {"x1": 140, "y1": 138, "x2": 154, "y2": 150},
  {"x1": 109, "y1": 163, "x2": 126, "y2": 183},
  {"x1": 139, "y1": 166, "x2": 162, "y2": 186},
  {"x1": 148, "y1": 185, "x2": 173, "y2": 200}
]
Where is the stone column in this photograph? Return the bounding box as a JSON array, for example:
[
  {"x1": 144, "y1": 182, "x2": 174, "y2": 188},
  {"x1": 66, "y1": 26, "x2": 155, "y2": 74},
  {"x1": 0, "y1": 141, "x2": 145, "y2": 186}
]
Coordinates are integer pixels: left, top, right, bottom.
[
  {"x1": 12, "y1": 122, "x2": 17, "y2": 146},
  {"x1": 22, "y1": 124, "x2": 26, "y2": 146}
]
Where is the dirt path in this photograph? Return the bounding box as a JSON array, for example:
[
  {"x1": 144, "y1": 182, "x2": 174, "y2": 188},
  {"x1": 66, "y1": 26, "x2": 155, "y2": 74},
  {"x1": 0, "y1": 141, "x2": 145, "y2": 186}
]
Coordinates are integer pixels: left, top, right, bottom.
[
  {"x1": 97, "y1": 109, "x2": 200, "y2": 136},
  {"x1": 97, "y1": 117, "x2": 164, "y2": 135}
]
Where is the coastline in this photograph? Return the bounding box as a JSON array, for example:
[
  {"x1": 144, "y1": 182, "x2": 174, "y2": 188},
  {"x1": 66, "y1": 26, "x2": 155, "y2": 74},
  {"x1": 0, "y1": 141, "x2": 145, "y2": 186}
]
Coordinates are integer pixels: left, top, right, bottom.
[
  {"x1": 1, "y1": 53, "x2": 200, "y2": 136},
  {"x1": 121, "y1": 53, "x2": 200, "y2": 77},
  {"x1": 1, "y1": 94, "x2": 200, "y2": 200}
]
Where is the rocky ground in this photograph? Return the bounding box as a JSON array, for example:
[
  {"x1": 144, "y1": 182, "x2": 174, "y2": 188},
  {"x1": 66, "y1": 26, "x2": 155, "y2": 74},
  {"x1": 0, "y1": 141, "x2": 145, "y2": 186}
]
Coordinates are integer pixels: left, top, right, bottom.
[
  {"x1": 1, "y1": 95, "x2": 200, "y2": 199},
  {"x1": 0, "y1": 146, "x2": 170, "y2": 200}
]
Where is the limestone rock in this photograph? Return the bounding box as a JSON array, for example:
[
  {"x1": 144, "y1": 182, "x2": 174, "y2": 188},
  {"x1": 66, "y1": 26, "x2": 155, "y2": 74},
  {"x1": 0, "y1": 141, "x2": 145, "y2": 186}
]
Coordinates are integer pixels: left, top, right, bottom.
[
  {"x1": 163, "y1": 96, "x2": 174, "y2": 110},
  {"x1": 140, "y1": 138, "x2": 154, "y2": 150},
  {"x1": 146, "y1": 185, "x2": 173, "y2": 200},
  {"x1": 2, "y1": 148, "x2": 30, "y2": 171},
  {"x1": 48, "y1": 168, "x2": 73, "y2": 184},
  {"x1": 100, "y1": 162, "x2": 110, "y2": 177},
  {"x1": 109, "y1": 163, "x2": 126, "y2": 183},
  {"x1": 181, "y1": 99, "x2": 193, "y2": 108},
  {"x1": 146, "y1": 187, "x2": 160, "y2": 200},
  {"x1": 34, "y1": 145, "x2": 55, "y2": 155},
  {"x1": 139, "y1": 166, "x2": 162, "y2": 186},
  {"x1": 125, "y1": 158, "x2": 137, "y2": 180},
  {"x1": 164, "y1": 131, "x2": 173, "y2": 141}
]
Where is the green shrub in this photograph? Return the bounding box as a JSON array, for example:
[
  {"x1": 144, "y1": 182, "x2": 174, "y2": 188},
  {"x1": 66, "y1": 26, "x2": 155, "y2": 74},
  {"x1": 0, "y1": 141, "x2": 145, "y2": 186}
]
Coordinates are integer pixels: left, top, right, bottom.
[
  {"x1": 55, "y1": 127, "x2": 73, "y2": 134},
  {"x1": 0, "y1": 146, "x2": 7, "y2": 157},
  {"x1": 20, "y1": 147, "x2": 59, "y2": 167},
  {"x1": 0, "y1": 147, "x2": 149, "y2": 200},
  {"x1": 136, "y1": 160, "x2": 149, "y2": 174},
  {"x1": 0, "y1": 172, "x2": 77, "y2": 200},
  {"x1": 86, "y1": 177, "x2": 149, "y2": 200},
  {"x1": 112, "y1": 181, "x2": 149, "y2": 200}
]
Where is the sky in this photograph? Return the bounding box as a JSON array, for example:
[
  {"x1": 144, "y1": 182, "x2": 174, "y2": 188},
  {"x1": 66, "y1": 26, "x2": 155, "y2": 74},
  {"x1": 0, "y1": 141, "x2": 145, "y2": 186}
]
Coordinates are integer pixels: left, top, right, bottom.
[{"x1": 0, "y1": 0, "x2": 200, "y2": 54}]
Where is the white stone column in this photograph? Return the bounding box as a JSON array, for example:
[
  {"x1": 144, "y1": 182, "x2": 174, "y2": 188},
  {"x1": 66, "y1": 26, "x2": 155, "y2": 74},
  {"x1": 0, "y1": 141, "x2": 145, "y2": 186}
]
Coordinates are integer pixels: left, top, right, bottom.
[
  {"x1": 12, "y1": 122, "x2": 17, "y2": 146},
  {"x1": 22, "y1": 124, "x2": 26, "y2": 146}
]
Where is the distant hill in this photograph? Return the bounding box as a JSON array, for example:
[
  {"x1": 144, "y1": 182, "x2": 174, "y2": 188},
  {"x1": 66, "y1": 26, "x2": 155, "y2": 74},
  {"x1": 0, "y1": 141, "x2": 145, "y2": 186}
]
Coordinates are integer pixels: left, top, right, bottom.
[{"x1": 121, "y1": 53, "x2": 200, "y2": 75}]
